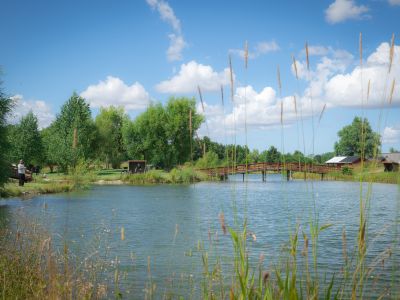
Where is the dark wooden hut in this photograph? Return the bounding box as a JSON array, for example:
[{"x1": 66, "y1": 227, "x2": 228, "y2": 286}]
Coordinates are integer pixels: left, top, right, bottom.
[
  {"x1": 382, "y1": 153, "x2": 400, "y2": 172},
  {"x1": 128, "y1": 160, "x2": 146, "y2": 174}
]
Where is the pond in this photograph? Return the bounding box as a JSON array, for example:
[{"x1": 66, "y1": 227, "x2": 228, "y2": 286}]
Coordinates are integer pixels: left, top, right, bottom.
[{"x1": 1, "y1": 174, "x2": 399, "y2": 298}]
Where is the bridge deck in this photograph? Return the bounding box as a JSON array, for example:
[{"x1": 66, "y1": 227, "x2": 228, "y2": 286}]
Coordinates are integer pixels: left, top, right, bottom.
[{"x1": 198, "y1": 162, "x2": 343, "y2": 177}]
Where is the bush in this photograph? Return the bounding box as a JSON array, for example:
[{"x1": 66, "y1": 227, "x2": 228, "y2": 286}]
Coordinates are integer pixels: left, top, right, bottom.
[{"x1": 342, "y1": 166, "x2": 353, "y2": 175}]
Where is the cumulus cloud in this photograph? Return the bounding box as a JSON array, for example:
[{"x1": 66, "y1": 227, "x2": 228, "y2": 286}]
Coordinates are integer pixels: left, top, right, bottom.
[
  {"x1": 9, "y1": 95, "x2": 55, "y2": 129},
  {"x1": 156, "y1": 61, "x2": 231, "y2": 93},
  {"x1": 81, "y1": 76, "x2": 150, "y2": 111},
  {"x1": 230, "y1": 41, "x2": 279, "y2": 60},
  {"x1": 197, "y1": 85, "x2": 325, "y2": 138},
  {"x1": 146, "y1": 0, "x2": 186, "y2": 61},
  {"x1": 382, "y1": 126, "x2": 400, "y2": 144},
  {"x1": 389, "y1": 0, "x2": 400, "y2": 5},
  {"x1": 322, "y1": 43, "x2": 400, "y2": 107},
  {"x1": 325, "y1": 0, "x2": 369, "y2": 24}
]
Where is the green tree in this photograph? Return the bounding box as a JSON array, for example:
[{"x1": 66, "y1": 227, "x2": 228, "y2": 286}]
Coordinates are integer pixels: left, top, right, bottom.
[
  {"x1": 49, "y1": 93, "x2": 97, "y2": 172},
  {"x1": 265, "y1": 146, "x2": 281, "y2": 163},
  {"x1": 123, "y1": 97, "x2": 203, "y2": 169},
  {"x1": 41, "y1": 124, "x2": 60, "y2": 172},
  {"x1": 0, "y1": 83, "x2": 13, "y2": 186},
  {"x1": 95, "y1": 106, "x2": 127, "y2": 168},
  {"x1": 334, "y1": 117, "x2": 380, "y2": 158},
  {"x1": 7, "y1": 111, "x2": 44, "y2": 166},
  {"x1": 165, "y1": 97, "x2": 203, "y2": 166},
  {"x1": 123, "y1": 103, "x2": 170, "y2": 168}
]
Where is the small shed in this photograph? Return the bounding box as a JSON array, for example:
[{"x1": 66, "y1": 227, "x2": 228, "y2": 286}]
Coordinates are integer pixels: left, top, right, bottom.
[
  {"x1": 381, "y1": 153, "x2": 400, "y2": 172},
  {"x1": 128, "y1": 160, "x2": 146, "y2": 174},
  {"x1": 325, "y1": 156, "x2": 361, "y2": 166}
]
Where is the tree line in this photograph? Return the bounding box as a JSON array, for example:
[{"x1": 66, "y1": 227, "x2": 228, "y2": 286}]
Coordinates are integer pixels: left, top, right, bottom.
[{"x1": 0, "y1": 82, "x2": 382, "y2": 187}]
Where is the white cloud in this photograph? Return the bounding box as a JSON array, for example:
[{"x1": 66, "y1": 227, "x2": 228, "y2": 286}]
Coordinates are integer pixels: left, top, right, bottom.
[
  {"x1": 382, "y1": 126, "x2": 400, "y2": 144},
  {"x1": 322, "y1": 43, "x2": 400, "y2": 107},
  {"x1": 230, "y1": 41, "x2": 279, "y2": 60},
  {"x1": 389, "y1": 0, "x2": 400, "y2": 5},
  {"x1": 156, "y1": 61, "x2": 231, "y2": 93},
  {"x1": 167, "y1": 33, "x2": 187, "y2": 61},
  {"x1": 325, "y1": 0, "x2": 369, "y2": 24},
  {"x1": 81, "y1": 76, "x2": 150, "y2": 111},
  {"x1": 146, "y1": 0, "x2": 186, "y2": 61},
  {"x1": 9, "y1": 95, "x2": 55, "y2": 129},
  {"x1": 197, "y1": 85, "x2": 324, "y2": 138}
]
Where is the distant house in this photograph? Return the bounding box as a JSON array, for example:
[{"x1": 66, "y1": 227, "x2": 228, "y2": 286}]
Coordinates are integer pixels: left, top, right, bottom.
[
  {"x1": 325, "y1": 156, "x2": 361, "y2": 166},
  {"x1": 381, "y1": 153, "x2": 400, "y2": 172}
]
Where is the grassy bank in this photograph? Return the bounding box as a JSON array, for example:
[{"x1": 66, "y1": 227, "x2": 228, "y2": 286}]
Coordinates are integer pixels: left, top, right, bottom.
[
  {"x1": 291, "y1": 163, "x2": 400, "y2": 184},
  {"x1": 0, "y1": 166, "x2": 214, "y2": 198}
]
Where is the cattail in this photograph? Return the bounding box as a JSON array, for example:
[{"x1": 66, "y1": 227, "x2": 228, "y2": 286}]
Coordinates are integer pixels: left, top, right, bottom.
[
  {"x1": 292, "y1": 55, "x2": 298, "y2": 80},
  {"x1": 389, "y1": 79, "x2": 396, "y2": 104},
  {"x1": 293, "y1": 95, "x2": 298, "y2": 114},
  {"x1": 305, "y1": 41, "x2": 310, "y2": 71},
  {"x1": 121, "y1": 227, "x2": 125, "y2": 241},
  {"x1": 359, "y1": 32, "x2": 363, "y2": 67},
  {"x1": 262, "y1": 271, "x2": 270, "y2": 286},
  {"x1": 219, "y1": 213, "x2": 227, "y2": 235},
  {"x1": 244, "y1": 40, "x2": 249, "y2": 69},
  {"x1": 220, "y1": 85, "x2": 224, "y2": 106},
  {"x1": 389, "y1": 33, "x2": 395, "y2": 73},
  {"x1": 277, "y1": 65, "x2": 282, "y2": 97},
  {"x1": 229, "y1": 55, "x2": 234, "y2": 102},
  {"x1": 72, "y1": 127, "x2": 77, "y2": 149},
  {"x1": 318, "y1": 103, "x2": 326, "y2": 123},
  {"x1": 197, "y1": 85, "x2": 205, "y2": 113}
]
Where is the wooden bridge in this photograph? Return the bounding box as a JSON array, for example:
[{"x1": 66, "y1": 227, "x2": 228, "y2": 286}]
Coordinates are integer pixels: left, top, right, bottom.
[{"x1": 198, "y1": 162, "x2": 345, "y2": 181}]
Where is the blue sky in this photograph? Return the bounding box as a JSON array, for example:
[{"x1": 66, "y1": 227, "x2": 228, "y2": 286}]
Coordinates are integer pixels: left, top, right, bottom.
[{"x1": 1, "y1": 0, "x2": 400, "y2": 155}]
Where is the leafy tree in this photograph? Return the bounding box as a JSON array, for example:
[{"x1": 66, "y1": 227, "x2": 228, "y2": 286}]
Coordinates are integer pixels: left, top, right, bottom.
[
  {"x1": 0, "y1": 82, "x2": 13, "y2": 186},
  {"x1": 41, "y1": 124, "x2": 60, "y2": 172},
  {"x1": 49, "y1": 93, "x2": 97, "y2": 172},
  {"x1": 123, "y1": 97, "x2": 203, "y2": 169},
  {"x1": 123, "y1": 103, "x2": 170, "y2": 168},
  {"x1": 389, "y1": 147, "x2": 399, "y2": 153},
  {"x1": 95, "y1": 106, "x2": 127, "y2": 168},
  {"x1": 248, "y1": 149, "x2": 260, "y2": 163},
  {"x1": 265, "y1": 146, "x2": 281, "y2": 163},
  {"x1": 195, "y1": 151, "x2": 219, "y2": 168},
  {"x1": 334, "y1": 117, "x2": 380, "y2": 158},
  {"x1": 7, "y1": 111, "x2": 44, "y2": 166},
  {"x1": 165, "y1": 97, "x2": 203, "y2": 166}
]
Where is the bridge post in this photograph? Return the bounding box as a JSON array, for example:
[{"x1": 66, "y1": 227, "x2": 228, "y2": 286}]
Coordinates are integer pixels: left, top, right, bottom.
[
  {"x1": 262, "y1": 171, "x2": 266, "y2": 182},
  {"x1": 242, "y1": 173, "x2": 245, "y2": 182},
  {"x1": 321, "y1": 173, "x2": 324, "y2": 181},
  {"x1": 304, "y1": 172, "x2": 306, "y2": 180},
  {"x1": 286, "y1": 170, "x2": 292, "y2": 181}
]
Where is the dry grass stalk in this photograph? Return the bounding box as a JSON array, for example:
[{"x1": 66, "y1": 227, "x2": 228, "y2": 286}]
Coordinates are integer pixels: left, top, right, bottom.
[
  {"x1": 197, "y1": 85, "x2": 205, "y2": 113},
  {"x1": 389, "y1": 78, "x2": 396, "y2": 104},
  {"x1": 244, "y1": 40, "x2": 249, "y2": 69},
  {"x1": 292, "y1": 55, "x2": 299, "y2": 80},
  {"x1": 318, "y1": 103, "x2": 326, "y2": 123},
  {"x1": 229, "y1": 55, "x2": 234, "y2": 102},
  {"x1": 72, "y1": 127, "x2": 77, "y2": 149},
  {"x1": 359, "y1": 32, "x2": 363, "y2": 67},
  {"x1": 389, "y1": 33, "x2": 395, "y2": 73},
  {"x1": 189, "y1": 109, "x2": 192, "y2": 136},
  {"x1": 293, "y1": 95, "x2": 298, "y2": 114},
  {"x1": 280, "y1": 101, "x2": 283, "y2": 125},
  {"x1": 367, "y1": 79, "x2": 371, "y2": 103},
  {"x1": 120, "y1": 227, "x2": 125, "y2": 241},
  {"x1": 305, "y1": 41, "x2": 310, "y2": 71},
  {"x1": 277, "y1": 65, "x2": 282, "y2": 97}
]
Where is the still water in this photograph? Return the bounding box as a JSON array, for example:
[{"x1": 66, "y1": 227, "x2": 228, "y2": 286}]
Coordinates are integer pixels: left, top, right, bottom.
[{"x1": 1, "y1": 174, "x2": 399, "y2": 298}]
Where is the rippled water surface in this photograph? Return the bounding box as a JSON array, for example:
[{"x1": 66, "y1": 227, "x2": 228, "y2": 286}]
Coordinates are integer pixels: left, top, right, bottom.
[{"x1": 1, "y1": 174, "x2": 399, "y2": 298}]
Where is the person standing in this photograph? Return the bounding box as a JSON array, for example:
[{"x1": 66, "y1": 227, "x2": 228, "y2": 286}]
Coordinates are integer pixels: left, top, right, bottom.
[{"x1": 17, "y1": 159, "x2": 26, "y2": 186}]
